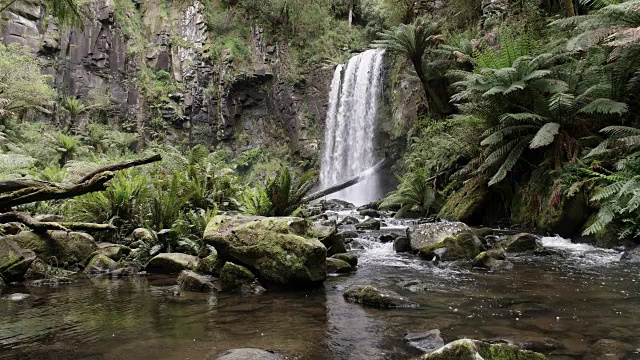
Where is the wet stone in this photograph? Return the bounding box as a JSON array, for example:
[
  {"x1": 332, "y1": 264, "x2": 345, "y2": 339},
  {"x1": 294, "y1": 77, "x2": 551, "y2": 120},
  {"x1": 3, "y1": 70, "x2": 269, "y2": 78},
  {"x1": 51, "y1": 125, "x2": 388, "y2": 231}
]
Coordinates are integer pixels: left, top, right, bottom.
[{"x1": 404, "y1": 329, "x2": 445, "y2": 353}]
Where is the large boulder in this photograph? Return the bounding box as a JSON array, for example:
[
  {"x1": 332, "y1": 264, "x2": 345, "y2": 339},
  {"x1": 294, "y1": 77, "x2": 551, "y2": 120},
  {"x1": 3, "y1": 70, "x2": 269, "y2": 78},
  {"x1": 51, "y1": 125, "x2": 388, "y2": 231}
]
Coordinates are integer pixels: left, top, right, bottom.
[
  {"x1": 204, "y1": 216, "x2": 327, "y2": 287},
  {"x1": 312, "y1": 223, "x2": 347, "y2": 256},
  {"x1": 408, "y1": 222, "x2": 471, "y2": 250},
  {"x1": 209, "y1": 348, "x2": 285, "y2": 360},
  {"x1": 177, "y1": 270, "x2": 217, "y2": 292},
  {"x1": 343, "y1": 285, "x2": 418, "y2": 308},
  {"x1": 145, "y1": 253, "x2": 198, "y2": 274},
  {"x1": 0, "y1": 239, "x2": 36, "y2": 282},
  {"x1": 6, "y1": 231, "x2": 96, "y2": 266},
  {"x1": 95, "y1": 243, "x2": 131, "y2": 261},
  {"x1": 356, "y1": 218, "x2": 381, "y2": 230},
  {"x1": 417, "y1": 232, "x2": 484, "y2": 262},
  {"x1": 419, "y1": 339, "x2": 546, "y2": 359}
]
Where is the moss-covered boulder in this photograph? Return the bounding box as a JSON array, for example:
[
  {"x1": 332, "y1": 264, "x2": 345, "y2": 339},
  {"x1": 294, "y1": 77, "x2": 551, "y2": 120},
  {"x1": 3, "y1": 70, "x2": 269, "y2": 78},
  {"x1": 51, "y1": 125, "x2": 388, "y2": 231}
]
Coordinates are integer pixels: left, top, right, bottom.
[
  {"x1": 472, "y1": 250, "x2": 513, "y2": 271},
  {"x1": 420, "y1": 339, "x2": 546, "y2": 359},
  {"x1": 196, "y1": 249, "x2": 224, "y2": 276},
  {"x1": 204, "y1": 216, "x2": 327, "y2": 287},
  {"x1": 6, "y1": 231, "x2": 96, "y2": 267},
  {"x1": 326, "y1": 257, "x2": 353, "y2": 274},
  {"x1": 177, "y1": 270, "x2": 217, "y2": 292},
  {"x1": 500, "y1": 233, "x2": 543, "y2": 253},
  {"x1": 311, "y1": 223, "x2": 347, "y2": 256},
  {"x1": 343, "y1": 285, "x2": 418, "y2": 308},
  {"x1": 219, "y1": 262, "x2": 264, "y2": 294},
  {"x1": 438, "y1": 176, "x2": 490, "y2": 223},
  {"x1": 356, "y1": 218, "x2": 381, "y2": 230},
  {"x1": 94, "y1": 243, "x2": 131, "y2": 261},
  {"x1": 145, "y1": 253, "x2": 198, "y2": 274},
  {"x1": 331, "y1": 253, "x2": 358, "y2": 267},
  {"x1": 408, "y1": 222, "x2": 471, "y2": 250},
  {"x1": 0, "y1": 239, "x2": 36, "y2": 282},
  {"x1": 84, "y1": 254, "x2": 117, "y2": 274},
  {"x1": 417, "y1": 232, "x2": 483, "y2": 262}
]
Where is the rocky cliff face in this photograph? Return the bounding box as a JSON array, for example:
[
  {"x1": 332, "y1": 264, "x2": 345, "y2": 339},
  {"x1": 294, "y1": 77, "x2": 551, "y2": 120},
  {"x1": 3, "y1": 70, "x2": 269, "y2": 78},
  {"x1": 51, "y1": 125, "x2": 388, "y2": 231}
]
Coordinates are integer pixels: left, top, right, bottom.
[{"x1": 0, "y1": 0, "x2": 330, "y2": 162}]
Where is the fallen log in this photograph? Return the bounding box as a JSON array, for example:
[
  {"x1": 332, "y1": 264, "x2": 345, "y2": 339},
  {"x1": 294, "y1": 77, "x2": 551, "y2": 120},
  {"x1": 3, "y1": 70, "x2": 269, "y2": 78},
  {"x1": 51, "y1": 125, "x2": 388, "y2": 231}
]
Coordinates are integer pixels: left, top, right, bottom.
[
  {"x1": 0, "y1": 212, "x2": 116, "y2": 233},
  {"x1": 0, "y1": 154, "x2": 161, "y2": 210},
  {"x1": 303, "y1": 157, "x2": 391, "y2": 203}
]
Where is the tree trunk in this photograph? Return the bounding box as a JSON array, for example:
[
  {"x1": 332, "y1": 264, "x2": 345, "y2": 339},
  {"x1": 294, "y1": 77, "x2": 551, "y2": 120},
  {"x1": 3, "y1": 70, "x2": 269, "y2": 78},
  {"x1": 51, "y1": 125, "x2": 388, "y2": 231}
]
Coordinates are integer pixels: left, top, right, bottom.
[
  {"x1": 564, "y1": 0, "x2": 576, "y2": 16},
  {"x1": 348, "y1": 4, "x2": 353, "y2": 26},
  {"x1": 412, "y1": 58, "x2": 447, "y2": 118}
]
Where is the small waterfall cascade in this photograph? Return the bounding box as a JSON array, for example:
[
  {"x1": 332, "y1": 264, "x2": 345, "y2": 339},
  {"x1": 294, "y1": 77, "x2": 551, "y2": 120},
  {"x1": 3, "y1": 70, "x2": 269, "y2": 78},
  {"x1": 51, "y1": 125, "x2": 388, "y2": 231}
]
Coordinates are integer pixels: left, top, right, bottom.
[{"x1": 320, "y1": 49, "x2": 385, "y2": 205}]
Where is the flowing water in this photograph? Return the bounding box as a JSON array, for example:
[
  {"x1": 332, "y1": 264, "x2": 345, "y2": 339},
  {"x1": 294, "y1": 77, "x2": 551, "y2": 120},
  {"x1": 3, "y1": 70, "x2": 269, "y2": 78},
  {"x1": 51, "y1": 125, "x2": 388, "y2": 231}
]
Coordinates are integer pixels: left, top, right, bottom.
[
  {"x1": 320, "y1": 49, "x2": 385, "y2": 206},
  {"x1": 1, "y1": 215, "x2": 640, "y2": 360}
]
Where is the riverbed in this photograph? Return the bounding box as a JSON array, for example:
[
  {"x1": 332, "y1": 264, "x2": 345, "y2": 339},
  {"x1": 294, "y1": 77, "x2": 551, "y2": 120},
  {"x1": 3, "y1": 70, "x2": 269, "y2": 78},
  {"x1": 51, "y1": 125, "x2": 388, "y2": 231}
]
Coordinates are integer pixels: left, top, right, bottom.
[{"x1": 1, "y1": 225, "x2": 639, "y2": 359}]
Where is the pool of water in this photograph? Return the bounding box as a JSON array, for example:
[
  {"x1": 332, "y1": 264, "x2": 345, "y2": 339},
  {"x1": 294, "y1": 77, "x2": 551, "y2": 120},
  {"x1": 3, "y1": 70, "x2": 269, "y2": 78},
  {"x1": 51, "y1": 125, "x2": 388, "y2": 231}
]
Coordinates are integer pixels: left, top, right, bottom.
[{"x1": 1, "y1": 225, "x2": 639, "y2": 359}]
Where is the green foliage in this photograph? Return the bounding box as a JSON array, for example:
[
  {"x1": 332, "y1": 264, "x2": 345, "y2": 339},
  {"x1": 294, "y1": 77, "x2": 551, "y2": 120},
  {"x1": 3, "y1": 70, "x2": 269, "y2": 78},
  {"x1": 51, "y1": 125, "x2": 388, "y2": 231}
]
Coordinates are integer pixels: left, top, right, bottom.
[
  {"x1": 0, "y1": 44, "x2": 55, "y2": 114},
  {"x1": 243, "y1": 166, "x2": 318, "y2": 216},
  {"x1": 380, "y1": 168, "x2": 436, "y2": 217}
]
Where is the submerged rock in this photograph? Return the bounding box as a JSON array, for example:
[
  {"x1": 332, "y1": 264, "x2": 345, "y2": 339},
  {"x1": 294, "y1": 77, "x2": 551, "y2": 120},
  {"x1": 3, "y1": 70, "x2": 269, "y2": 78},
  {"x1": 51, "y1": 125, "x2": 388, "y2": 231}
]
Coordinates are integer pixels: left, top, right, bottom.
[
  {"x1": 343, "y1": 285, "x2": 418, "y2": 308},
  {"x1": 331, "y1": 253, "x2": 358, "y2": 267},
  {"x1": 204, "y1": 216, "x2": 327, "y2": 287},
  {"x1": 418, "y1": 232, "x2": 483, "y2": 262},
  {"x1": 583, "y1": 339, "x2": 634, "y2": 360},
  {"x1": 177, "y1": 270, "x2": 217, "y2": 292},
  {"x1": 405, "y1": 329, "x2": 445, "y2": 353},
  {"x1": 84, "y1": 254, "x2": 117, "y2": 274},
  {"x1": 419, "y1": 339, "x2": 546, "y2": 359},
  {"x1": 210, "y1": 348, "x2": 285, "y2": 360},
  {"x1": 472, "y1": 249, "x2": 513, "y2": 271},
  {"x1": 408, "y1": 222, "x2": 471, "y2": 250},
  {"x1": 145, "y1": 253, "x2": 198, "y2": 274},
  {"x1": 7, "y1": 231, "x2": 96, "y2": 267},
  {"x1": 393, "y1": 237, "x2": 412, "y2": 253},
  {"x1": 326, "y1": 258, "x2": 353, "y2": 274},
  {"x1": 356, "y1": 218, "x2": 381, "y2": 230}
]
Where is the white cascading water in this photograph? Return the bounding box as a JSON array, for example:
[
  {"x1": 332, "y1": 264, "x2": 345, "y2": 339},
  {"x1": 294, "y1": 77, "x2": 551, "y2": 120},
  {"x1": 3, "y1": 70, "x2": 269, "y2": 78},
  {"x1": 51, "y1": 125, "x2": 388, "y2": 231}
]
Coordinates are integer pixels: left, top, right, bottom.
[{"x1": 320, "y1": 49, "x2": 385, "y2": 206}]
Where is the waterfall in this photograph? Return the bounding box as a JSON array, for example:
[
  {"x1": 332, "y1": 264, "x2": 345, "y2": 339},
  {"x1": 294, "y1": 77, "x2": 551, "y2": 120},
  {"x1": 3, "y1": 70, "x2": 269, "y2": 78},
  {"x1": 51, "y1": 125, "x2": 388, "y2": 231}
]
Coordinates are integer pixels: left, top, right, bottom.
[{"x1": 320, "y1": 49, "x2": 385, "y2": 206}]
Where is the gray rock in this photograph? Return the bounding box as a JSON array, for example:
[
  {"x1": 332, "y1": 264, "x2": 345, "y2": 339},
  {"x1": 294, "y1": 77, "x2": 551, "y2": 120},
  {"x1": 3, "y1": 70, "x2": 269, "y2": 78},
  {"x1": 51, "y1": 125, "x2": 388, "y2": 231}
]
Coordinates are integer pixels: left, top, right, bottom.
[
  {"x1": 359, "y1": 209, "x2": 380, "y2": 218},
  {"x1": 379, "y1": 233, "x2": 398, "y2": 243},
  {"x1": 404, "y1": 329, "x2": 444, "y2": 353},
  {"x1": 219, "y1": 262, "x2": 264, "y2": 294},
  {"x1": 0, "y1": 222, "x2": 23, "y2": 235},
  {"x1": 472, "y1": 249, "x2": 513, "y2": 271},
  {"x1": 340, "y1": 216, "x2": 360, "y2": 225},
  {"x1": 331, "y1": 253, "x2": 358, "y2": 267},
  {"x1": 210, "y1": 348, "x2": 285, "y2": 360},
  {"x1": 621, "y1": 246, "x2": 640, "y2": 263},
  {"x1": 356, "y1": 218, "x2": 381, "y2": 230},
  {"x1": 196, "y1": 250, "x2": 223, "y2": 276},
  {"x1": 408, "y1": 222, "x2": 470, "y2": 250},
  {"x1": 177, "y1": 270, "x2": 217, "y2": 292},
  {"x1": 321, "y1": 199, "x2": 355, "y2": 211},
  {"x1": 417, "y1": 232, "x2": 484, "y2": 262},
  {"x1": 326, "y1": 258, "x2": 353, "y2": 274},
  {"x1": 145, "y1": 253, "x2": 198, "y2": 274},
  {"x1": 343, "y1": 285, "x2": 418, "y2": 308},
  {"x1": 339, "y1": 231, "x2": 359, "y2": 239},
  {"x1": 500, "y1": 233, "x2": 543, "y2": 253},
  {"x1": 393, "y1": 237, "x2": 412, "y2": 253},
  {"x1": 130, "y1": 228, "x2": 155, "y2": 243},
  {"x1": 95, "y1": 243, "x2": 131, "y2": 261}
]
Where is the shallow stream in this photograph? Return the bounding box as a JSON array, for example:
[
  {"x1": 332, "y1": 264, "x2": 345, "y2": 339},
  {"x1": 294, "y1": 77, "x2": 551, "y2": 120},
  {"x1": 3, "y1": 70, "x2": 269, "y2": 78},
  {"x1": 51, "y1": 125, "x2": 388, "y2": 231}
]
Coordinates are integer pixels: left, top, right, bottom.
[{"x1": 1, "y1": 218, "x2": 639, "y2": 359}]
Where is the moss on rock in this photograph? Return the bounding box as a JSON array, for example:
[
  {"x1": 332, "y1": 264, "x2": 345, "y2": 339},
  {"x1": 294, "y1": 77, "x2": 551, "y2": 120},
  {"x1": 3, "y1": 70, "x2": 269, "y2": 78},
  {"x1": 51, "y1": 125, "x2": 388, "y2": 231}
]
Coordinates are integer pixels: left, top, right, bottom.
[
  {"x1": 418, "y1": 232, "x2": 483, "y2": 262},
  {"x1": 145, "y1": 253, "x2": 198, "y2": 274},
  {"x1": 438, "y1": 176, "x2": 489, "y2": 223},
  {"x1": 204, "y1": 216, "x2": 327, "y2": 287},
  {"x1": 421, "y1": 339, "x2": 546, "y2": 360},
  {"x1": 331, "y1": 253, "x2": 358, "y2": 267},
  {"x1": 196, "y1": 250, "x2": 224, "y2": 276},
  {"x1": 343, "y1": 285, "x2": 418, "y2": 308},
  {"x1": 220, "y1": 262, "x2": 256, "y2": 292},
  {"x1": 7, "y1": 231, "x2": 96, "y2": 267},
  {"x1": 326, "y1": 257, "x2": 353, "y2": 274},
  {"x1": 85, "y1": 254, "x2": 117, "y2": 274}
]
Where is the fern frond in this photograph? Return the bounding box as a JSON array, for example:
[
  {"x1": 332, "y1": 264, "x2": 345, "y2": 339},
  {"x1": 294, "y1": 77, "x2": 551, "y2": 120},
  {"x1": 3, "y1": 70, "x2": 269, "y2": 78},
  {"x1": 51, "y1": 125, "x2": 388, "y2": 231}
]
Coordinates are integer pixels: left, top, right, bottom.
[{"x1": 530, "y1": 122, "x2": 561, "y2": 149}]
